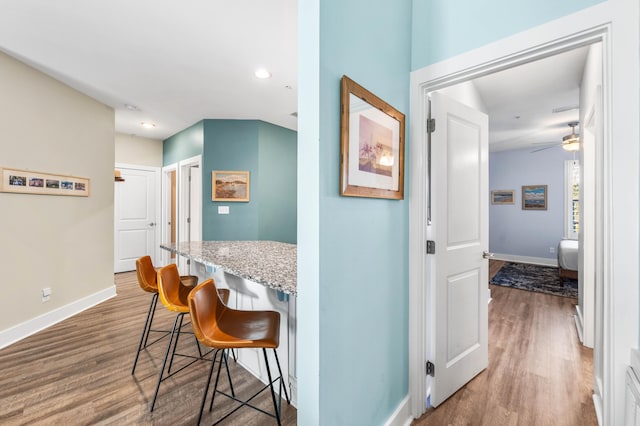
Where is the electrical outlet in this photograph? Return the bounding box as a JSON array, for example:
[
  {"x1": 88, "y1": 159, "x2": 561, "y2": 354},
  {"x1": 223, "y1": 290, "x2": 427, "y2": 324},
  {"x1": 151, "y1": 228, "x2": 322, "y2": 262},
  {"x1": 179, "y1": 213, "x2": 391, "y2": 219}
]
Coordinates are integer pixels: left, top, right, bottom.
[
  {"x1": 42, "y1": 287, "x2": 51, "y2": 302},
  {"x1": 549, "y1": 247, "x2": 555, "y2": 254}
]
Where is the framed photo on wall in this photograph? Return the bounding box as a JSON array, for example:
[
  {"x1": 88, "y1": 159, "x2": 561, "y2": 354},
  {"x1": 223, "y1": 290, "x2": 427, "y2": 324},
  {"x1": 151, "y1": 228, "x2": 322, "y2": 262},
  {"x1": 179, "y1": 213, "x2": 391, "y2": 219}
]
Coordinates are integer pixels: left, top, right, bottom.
[
  {"x1": 1, "y1": 167, "x2": 90, "y2": 197},
  {"x1": 339, "y1": 75, "x2": 405, "y2": 200},
  {"x1": 522, "y1": 185, "x2": 547, "y2": 210},
  {"x1": 491, "y1": 190, "x2": 515, "y2": 204},
  {"x1": 212, "y1": 171, "x2": 250, "y2": 202}
]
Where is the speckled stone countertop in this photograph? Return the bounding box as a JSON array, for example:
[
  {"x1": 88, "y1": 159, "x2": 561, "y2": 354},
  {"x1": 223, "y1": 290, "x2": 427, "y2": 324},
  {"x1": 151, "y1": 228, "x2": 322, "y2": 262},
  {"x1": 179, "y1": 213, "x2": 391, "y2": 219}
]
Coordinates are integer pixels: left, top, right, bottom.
[{"x1": 160, "y1": 241, "x2": 297, "y2": 296}]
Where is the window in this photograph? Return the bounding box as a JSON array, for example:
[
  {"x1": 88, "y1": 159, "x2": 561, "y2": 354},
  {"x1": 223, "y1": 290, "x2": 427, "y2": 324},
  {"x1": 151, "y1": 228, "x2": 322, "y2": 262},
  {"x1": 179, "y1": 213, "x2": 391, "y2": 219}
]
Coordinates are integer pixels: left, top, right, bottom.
[{"x1": 565, "y1": 160, "x2": 580, "y2": 239}]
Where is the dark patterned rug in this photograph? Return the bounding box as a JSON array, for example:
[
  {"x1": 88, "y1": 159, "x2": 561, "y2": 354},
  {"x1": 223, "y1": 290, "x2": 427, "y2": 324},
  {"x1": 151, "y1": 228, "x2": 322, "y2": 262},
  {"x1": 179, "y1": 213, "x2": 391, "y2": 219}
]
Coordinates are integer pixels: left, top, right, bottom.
[{"x1": 490, "y1": 262, "x2": 578, "y2": 299}]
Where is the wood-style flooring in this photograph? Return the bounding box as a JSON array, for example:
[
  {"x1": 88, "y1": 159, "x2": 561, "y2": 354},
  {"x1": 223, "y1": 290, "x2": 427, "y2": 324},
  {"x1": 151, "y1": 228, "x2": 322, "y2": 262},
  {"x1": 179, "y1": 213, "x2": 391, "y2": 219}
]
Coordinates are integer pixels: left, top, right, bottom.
[
  {"x1": 0, "y1": 272, "x2": 297, "y2": 425},
  {"x1": 1, "y1": 262, "x2": 596, "y2": 425},
  {"x1": 413, "y1": 260, "x2": 597, "y2": 426}
]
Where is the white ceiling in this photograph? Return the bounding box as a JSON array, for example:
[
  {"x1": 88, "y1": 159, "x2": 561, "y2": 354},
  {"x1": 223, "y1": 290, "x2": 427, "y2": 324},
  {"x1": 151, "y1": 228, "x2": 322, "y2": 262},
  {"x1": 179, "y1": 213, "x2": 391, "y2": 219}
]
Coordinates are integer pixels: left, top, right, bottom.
[
  {"x1": 473, "y1": 46, "x2": 589, "y2": 152},
  {"x1": 0, "y1": 2, "x2": 587, "y2": 149},
  {"x1": 0, "y1": 0, "x2": 298, "y2": 140}
]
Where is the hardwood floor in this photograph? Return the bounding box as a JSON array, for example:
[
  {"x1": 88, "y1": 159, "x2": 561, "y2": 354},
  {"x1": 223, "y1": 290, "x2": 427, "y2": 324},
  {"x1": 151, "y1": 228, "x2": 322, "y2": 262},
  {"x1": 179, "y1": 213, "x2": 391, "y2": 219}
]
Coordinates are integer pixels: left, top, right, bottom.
[
  {"x1": 0, "y1": 263, "x2": 596, "y2": 425},
  {"x1": 413, "y1": 261, "x2": 597, "y2": 426},
  {"x1": 0, "y1": 272, "x2": 297, "y2": 425}
]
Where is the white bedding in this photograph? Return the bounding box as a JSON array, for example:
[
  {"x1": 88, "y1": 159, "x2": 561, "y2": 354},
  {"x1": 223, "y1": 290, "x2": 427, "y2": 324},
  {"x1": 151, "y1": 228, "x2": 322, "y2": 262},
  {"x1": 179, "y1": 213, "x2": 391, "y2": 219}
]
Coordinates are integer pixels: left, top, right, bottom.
[{"x1": 558, "y1": 239, "x2": 579, "y2": 271}]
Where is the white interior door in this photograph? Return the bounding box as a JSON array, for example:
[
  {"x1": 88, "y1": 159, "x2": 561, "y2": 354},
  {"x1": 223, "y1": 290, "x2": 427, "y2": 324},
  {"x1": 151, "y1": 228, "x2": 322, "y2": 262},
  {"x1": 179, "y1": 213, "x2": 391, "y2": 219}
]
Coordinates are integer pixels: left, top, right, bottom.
[
  {"x1": 427, "y1": 91, "x2": 489, "y2": 406},
  {"x1": 114, "y1": 165, "x2": 159, "y2": 272}
]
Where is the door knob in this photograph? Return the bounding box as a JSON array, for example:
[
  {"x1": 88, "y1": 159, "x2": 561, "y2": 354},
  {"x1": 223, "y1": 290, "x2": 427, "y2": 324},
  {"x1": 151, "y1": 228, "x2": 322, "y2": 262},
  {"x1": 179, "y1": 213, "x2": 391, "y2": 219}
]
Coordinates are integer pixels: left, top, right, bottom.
[
  {"x1": 149, "y1": 222, "x2": 156, "y2": 227},
  {"x1": 482, "y1": 251, "x2": 494, "y2": 259}
]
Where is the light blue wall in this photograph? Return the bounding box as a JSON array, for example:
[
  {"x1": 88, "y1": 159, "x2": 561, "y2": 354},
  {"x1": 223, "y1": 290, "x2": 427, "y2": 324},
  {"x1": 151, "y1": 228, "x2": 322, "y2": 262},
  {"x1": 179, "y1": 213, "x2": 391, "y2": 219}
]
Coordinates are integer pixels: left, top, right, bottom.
[
  {"x1": 411, "y1": 0, "x2": 605, "y2": 70},
  {"x1": 257, "y1": 122, "x2": 297, "y2": 243},
  {"x1": 202, "y1": 120, "x2": 260, "y2": 240},
  {"x1": 201, "y1": 119, "x2": 297, "y2": 243},
  {"x1": 163, "y1": 119, "x2": 296, "y2": 243},
  {"x1": 162, "y1": 120, "x2": 204, "y2": 166},
  {"x1": 298, "y1": 0, "x2": 412, "y2": 424},
  {"x1": 490, "y1": 147, "x2": 575, "y2": 259}
]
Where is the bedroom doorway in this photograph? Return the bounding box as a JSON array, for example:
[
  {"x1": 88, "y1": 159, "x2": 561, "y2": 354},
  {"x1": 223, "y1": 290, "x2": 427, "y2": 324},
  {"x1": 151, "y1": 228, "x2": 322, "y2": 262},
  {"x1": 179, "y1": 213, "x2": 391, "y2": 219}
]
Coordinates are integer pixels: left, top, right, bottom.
[{"x1": 409, "y1": 21, "x2": 609, "y2": 423}]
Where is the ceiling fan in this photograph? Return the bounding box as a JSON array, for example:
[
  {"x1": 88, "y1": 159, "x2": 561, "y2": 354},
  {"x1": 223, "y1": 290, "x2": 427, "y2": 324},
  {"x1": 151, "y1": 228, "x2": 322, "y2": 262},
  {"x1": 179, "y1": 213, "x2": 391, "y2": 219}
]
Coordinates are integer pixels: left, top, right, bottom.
[
  {"x1": 530, "y1": 121, "x2": 580, "y2": 153},
  {"x1": 531, "y1": 121, "x2": 580, "y2": 153}
]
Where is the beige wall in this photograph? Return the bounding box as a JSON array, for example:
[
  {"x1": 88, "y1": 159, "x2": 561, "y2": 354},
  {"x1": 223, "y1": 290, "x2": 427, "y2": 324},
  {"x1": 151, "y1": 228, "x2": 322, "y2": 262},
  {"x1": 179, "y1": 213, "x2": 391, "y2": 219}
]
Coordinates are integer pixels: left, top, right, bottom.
[
  {"x1": 115, "y1": 133, "x2": 163, "y2": 167},
  {"x1": 0, "y1": 51, "x2": 114, "y2": 331}
]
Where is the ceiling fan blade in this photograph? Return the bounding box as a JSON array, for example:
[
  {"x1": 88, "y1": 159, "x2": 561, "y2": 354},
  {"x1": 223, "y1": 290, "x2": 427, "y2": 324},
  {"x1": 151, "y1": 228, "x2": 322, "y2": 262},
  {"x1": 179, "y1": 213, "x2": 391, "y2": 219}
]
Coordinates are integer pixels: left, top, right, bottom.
[{"x1": 530, "y1": 145, "x2": 559, "y2": 153}]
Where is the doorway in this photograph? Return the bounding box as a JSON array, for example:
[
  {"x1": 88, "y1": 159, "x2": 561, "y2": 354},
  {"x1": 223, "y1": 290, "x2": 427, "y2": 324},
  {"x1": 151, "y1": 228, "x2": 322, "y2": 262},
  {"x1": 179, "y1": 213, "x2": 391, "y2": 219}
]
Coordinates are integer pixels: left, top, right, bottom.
[
  {"x1": 161, "y1": 155, "x2": 202, "y2": 273},
  {"x1": 408, "y1": 23, "x2": 610, "y2": 423},
  {"x1": 114, "y1": 163, "x2": 161, "y2": 272}
]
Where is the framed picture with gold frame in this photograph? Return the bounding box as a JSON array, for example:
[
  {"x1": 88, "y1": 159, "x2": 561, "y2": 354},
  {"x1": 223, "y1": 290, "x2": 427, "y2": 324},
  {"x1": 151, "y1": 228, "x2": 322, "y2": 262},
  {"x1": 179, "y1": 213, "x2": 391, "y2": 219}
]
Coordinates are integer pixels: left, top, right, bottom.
[
  {"x1": 340, "y1": 75, "x2": 405, "y2": 199},
  {"x1": 212, "y1": 171, "x2": 250, "y2": 202}
]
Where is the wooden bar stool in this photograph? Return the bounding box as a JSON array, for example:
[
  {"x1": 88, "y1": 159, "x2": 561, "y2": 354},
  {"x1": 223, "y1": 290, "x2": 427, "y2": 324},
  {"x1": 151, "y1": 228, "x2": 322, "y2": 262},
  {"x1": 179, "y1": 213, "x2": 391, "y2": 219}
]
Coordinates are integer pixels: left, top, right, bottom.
[
  {"x1": 188, "y1": 278, "x2": 290, "y2": 425},
  {"x1": 150, "y1": 264, "x2": 231, "y2": 412},
  {"x1": 131, "y1": 256, "x2": 198, "y2": 375}
]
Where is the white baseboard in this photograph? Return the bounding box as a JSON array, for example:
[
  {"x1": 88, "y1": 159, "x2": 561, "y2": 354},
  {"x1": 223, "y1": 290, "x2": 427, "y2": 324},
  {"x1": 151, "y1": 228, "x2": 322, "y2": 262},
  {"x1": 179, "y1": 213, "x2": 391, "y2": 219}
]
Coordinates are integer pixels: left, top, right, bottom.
[
  {"x1": 593, "y1": 393, "x2": 603, "y2": 426},
  {"x1": 492, "y1": 253, "x2": 558, "y2": 267},
  {"x1": 384, "y1": 395, "x2": 412, "y2": 426},
  {"x1": 574, "y1": 305, "x2": 584, "y2": 343},
  {"x1": 0, "y1": 285, "x2": 116, "y2": 350}
]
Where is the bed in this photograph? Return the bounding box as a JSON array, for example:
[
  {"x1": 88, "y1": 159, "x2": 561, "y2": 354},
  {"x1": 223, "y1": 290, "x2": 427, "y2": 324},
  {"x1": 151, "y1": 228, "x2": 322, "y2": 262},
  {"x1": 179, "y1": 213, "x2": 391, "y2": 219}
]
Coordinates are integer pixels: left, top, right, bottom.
[{"x1": 558, "y1": 239, "x2": 579, "y2": 280}]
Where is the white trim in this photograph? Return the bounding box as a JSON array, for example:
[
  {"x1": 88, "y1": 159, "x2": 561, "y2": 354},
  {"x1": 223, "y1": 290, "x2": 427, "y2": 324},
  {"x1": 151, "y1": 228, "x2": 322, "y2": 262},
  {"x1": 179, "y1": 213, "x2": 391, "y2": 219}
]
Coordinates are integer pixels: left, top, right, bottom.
[
  {"x1": 631, "y1": 348, "x2": 640, "y2": 379},
  {"x1": 409, "y1": 3, "x2": 639, "y2": 423},
  {"x1": 491, "y1": 253, "x2": 557, "y2": 267},
  {"x1": 384, "y1": 395, "x2": 413, "y2": 426},
  {"x1": 592, "y1": 393, "x2": 603, "y2": 426},
  {"x1": 575, "y1": 305, "x2": 585, "y2": 343},
  {"x1": 161, "y1": 163, "x2": 178, "y2": 267},
  {"x1": 0, "y1": 285, "x2": 116, "y2": 350}
]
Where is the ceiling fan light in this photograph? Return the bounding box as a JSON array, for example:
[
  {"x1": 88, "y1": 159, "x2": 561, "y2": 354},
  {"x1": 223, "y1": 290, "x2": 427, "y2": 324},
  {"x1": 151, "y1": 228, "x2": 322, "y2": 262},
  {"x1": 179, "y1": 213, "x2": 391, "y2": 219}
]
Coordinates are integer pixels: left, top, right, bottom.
[{"x1": 562, "y1": 140, "x2": 580, "y2": 152}]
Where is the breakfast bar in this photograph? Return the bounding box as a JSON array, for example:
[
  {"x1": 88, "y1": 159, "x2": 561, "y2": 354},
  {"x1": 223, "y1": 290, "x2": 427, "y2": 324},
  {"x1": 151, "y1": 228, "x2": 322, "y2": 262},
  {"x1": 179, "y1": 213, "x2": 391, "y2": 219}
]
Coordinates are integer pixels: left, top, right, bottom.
[{"x1": 160, "y1": 240, "x2": 298, "y2": 405}]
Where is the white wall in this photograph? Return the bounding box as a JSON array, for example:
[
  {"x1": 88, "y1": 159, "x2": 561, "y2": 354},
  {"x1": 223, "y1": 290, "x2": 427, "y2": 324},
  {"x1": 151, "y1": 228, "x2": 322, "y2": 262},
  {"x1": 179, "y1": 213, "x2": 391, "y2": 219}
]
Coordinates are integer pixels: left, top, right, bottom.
[
  {"x1": 437, "y1": 80, "x2": 488, "y2": 114},
  {"x1": 115, "y1": 133, "x2": 163, "y2": 167},
  {"x1": 0, "y1": 51, "x2": 115, "y2": 338}
]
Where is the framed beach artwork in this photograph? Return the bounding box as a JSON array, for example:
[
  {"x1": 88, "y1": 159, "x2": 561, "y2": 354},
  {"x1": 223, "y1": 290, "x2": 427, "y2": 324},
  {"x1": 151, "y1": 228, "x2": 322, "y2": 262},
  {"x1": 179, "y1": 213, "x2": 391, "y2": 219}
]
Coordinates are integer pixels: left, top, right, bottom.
[
  {"x1": 339, "y1": 75, "x2": 405, "y2": 200},
  {"x1": 522, "y1": 185, "x2": 547, "y2": 210},
  {"x1": 1, "y1": 167, "x2": 90, "y2": 197},
  {"x1": 491, "y1": 190, "x2": 515, "y2": 205},
  {"x1": 212, "y1": 171, "x2": 250, "y2": 202}
]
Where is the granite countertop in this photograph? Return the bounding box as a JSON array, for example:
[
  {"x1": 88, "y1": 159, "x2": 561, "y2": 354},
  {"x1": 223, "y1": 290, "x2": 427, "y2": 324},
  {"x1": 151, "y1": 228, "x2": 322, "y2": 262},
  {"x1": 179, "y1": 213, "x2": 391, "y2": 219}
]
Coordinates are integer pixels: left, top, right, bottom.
[{"x1": 160, "y1": 241, "x2": 297, "y2": 296}]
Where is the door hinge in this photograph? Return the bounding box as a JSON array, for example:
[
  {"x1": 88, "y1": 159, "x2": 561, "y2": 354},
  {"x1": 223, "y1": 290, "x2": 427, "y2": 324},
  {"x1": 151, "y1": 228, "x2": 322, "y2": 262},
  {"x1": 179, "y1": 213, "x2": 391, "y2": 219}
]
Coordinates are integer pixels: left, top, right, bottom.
[
  {"x1": 426, "y1": 361, "x2": 435, "y2": 377},
  {"x1": 426, "y1": 118, "x2": 436, "y2": 133},
  {"x1": 426, "y1": 240, "x2": 436, "y2": 254}
]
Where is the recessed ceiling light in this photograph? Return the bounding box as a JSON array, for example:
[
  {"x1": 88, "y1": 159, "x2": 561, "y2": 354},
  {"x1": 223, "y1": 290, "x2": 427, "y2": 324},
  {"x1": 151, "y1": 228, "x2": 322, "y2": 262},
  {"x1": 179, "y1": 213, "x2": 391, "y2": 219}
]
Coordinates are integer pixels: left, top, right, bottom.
[
  {"x1": 255, "y1": 69, "x2": 272, "y2": 79},
  {"x1": 125, "y1": 103, "x2": 140, "y2": 111},
  {"x1": 141, "y1": 122, "x2": 156, "y2": 129}
]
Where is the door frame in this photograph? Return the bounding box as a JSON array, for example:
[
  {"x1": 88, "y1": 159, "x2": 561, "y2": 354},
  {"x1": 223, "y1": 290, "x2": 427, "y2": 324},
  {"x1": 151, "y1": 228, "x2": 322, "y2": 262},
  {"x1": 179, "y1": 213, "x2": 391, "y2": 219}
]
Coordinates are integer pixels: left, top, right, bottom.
[
  {"x1": 161, "y1": 163, "x2": 178, "y2": 266},
  {"x1": 409, "y1": 3, "x2": 638, "y2": 424},
  {"x1": 114, "y1": 162, "x2": 161, "y2": 268}
]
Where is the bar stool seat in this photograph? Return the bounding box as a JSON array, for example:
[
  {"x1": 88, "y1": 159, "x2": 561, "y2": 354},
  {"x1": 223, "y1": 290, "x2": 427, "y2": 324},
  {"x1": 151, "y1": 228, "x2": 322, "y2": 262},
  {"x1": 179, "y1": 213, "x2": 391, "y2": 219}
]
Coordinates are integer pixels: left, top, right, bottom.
[
  {"x1": 189, "y1": 278, "x2": 290, "y2": 425},
  {"x1": 131, "y1": 255, "x2": 199, "y2": 375}
]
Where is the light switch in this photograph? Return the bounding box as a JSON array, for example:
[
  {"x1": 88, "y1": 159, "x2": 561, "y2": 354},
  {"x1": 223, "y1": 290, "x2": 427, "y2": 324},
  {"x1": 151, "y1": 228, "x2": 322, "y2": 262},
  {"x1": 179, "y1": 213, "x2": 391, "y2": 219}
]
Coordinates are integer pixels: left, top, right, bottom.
[{"x1": 218, "y1": 206, "x2": 230, "y2": 214}]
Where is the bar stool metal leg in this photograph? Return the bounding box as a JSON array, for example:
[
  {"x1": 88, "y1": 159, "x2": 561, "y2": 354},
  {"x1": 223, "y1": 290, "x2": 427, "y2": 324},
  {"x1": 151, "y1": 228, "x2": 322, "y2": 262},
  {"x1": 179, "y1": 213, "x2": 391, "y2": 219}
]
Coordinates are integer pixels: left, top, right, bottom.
[
  {"x1": 150, "y1": 312, "x2": 184, "y2": 412},
  {"x1": 263, "y1": 348, "x2": 282, "y2": 426},
  {"x1": 131, "y1": 292, "x2": 158, "y2": 375}
]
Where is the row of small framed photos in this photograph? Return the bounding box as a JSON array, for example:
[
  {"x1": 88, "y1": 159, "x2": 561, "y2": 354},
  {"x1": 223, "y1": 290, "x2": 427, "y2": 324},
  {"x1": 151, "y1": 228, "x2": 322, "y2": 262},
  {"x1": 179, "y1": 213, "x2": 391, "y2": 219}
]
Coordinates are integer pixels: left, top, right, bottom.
[
  {"x1": 1, "y1": 167, "x2": 90, "y2": 197},
  {"x1": 491, "y1": 185, "x2": 547, "y2": 210}
]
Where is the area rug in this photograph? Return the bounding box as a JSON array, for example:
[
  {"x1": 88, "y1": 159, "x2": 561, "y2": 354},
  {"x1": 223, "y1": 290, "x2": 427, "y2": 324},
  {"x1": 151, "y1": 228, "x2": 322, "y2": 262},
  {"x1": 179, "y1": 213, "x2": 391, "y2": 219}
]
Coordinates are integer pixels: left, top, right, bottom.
[{"x1": 490, "y1": 262, "x2": 578, "y2": 299}]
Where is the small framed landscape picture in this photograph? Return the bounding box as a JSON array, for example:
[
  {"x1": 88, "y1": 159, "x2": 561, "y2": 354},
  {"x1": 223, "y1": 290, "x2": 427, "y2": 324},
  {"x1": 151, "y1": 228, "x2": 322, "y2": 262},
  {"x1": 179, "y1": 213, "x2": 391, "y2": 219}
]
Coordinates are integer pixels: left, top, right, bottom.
[
  {"x1": 491, "y1": 190, "x2": 514, "y2": 205},
  {"x1": 212, "y1": 171, "x2": 250, "y2": 202},
  {"x1": 522, "y1": 185, "x2": 547, "y2": 210}
]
